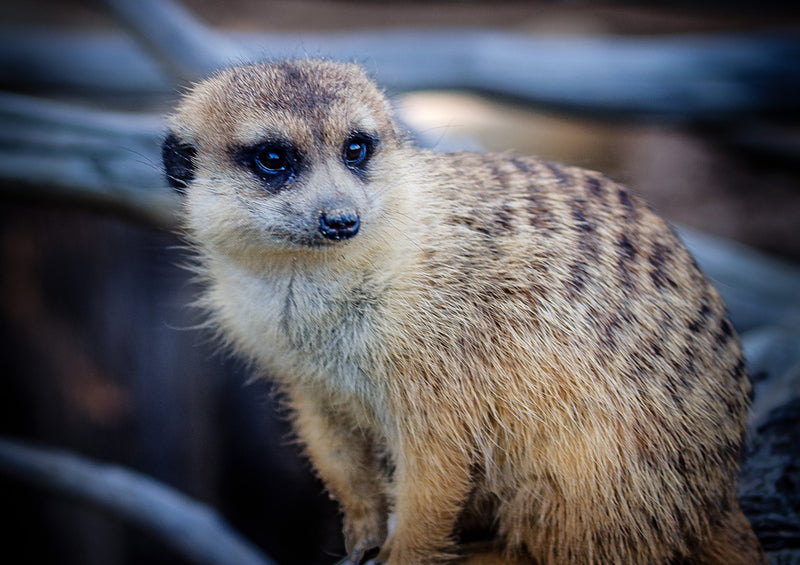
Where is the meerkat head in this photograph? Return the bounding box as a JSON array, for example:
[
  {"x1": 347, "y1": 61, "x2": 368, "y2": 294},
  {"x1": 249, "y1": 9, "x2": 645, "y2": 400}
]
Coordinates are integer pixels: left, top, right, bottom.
[{"x1": 163, "y1": 59, "x2": 406, "y2": 265}]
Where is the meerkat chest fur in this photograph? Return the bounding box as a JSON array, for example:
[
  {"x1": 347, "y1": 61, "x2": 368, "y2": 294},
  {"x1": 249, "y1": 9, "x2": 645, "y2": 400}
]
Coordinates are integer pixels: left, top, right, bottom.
[{"x1": 206, "y1": 253, "x2": 396, "y2": 405}]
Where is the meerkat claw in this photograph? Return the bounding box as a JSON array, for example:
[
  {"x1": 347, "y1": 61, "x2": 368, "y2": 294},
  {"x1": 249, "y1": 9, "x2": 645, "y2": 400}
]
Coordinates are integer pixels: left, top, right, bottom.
[{"x1": 349, "y1": 543, "x2": 381, "y2": 565}]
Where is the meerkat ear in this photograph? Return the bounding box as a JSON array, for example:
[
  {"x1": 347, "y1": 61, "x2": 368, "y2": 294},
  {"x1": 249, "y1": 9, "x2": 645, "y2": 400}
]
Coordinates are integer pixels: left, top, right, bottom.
[{"x1": 162, "y1": 131, "x2": 197, "y2": 193}]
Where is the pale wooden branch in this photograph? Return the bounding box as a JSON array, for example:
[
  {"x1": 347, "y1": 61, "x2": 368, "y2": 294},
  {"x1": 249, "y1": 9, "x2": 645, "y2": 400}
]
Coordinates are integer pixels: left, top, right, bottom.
[
  {"x1": 0, "y1": 436, "x2": 277, "y2": 565},
  {"x1": 1, "y1": 27, "x2": 798, "y2": 122},
  {"x1": 99, "y1": 0, "x2": 240, "y2": 82},
  {"x1": 0, "y1": 92, "x2": 178, "y2": 227},
  {"x1": 0, "y1": 2, "x2": 795, "y2": 228}
]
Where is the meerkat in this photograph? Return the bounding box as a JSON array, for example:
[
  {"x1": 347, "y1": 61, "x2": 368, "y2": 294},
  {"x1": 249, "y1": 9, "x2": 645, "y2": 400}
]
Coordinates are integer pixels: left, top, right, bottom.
[{"x1": 162, "y1": 59, "x2": 765, "y2": 565}]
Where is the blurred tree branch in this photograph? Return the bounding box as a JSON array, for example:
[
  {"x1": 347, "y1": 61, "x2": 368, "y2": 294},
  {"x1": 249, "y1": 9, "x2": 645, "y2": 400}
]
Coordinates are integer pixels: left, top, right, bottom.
[
  {"x1": 2, "y1": 25, "x2": 798, "y2": 121},
  {"x1": 0, "y1": 92, "x2": 177, "y2": 227},
  {"x1": 100, "y1": 0, "x2": 239, "y2": 82},
  {"x1": 0, "y1": 436, "x2": 276, "y2": 565},
  {"x1": 0, "y1": 0, "x2": 798, "y2": 225}
]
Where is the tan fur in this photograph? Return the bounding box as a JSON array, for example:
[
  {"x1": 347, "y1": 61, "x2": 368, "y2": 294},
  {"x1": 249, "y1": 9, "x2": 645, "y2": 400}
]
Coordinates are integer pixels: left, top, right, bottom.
[{"x1": 164, "y1": 59, "x2": 765, "y2": 564}]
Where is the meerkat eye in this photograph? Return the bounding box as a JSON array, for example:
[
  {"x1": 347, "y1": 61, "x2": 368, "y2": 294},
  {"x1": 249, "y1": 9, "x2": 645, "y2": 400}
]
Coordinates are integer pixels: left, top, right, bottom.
[
  {"x1": 235, "y1": 140, "x2": 299, "y2": 190},
  {"x1": 342, "y1": 133, "x2": 376, "y2": 170},
  {"x1": 255, "y1": 148, "x2": 288, "y2": 173},
  {"x1": 344, "y1": 141, "x2": 367, "y2": 165}
]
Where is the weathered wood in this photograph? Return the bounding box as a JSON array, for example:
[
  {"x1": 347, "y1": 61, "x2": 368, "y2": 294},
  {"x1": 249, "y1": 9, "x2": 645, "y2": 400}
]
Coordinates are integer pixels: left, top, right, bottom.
[
  {"x1": 100, "y1": 0, "x2": 239, "y2": 82},
  {"x1": 739, "y1": 396, "x2": 800, "y2": 560},
  {"x1": 0, "y1": 93, "x2": 177, "y2": 226},
  {"x1": 1, "y1": 27, "x2": 798, "y2": 122}
]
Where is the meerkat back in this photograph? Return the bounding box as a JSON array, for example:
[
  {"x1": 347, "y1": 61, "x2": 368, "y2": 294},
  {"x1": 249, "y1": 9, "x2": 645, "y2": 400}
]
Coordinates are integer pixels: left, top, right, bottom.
[{"x1": 163, "y1": 59, "x2": 765, "y2": 565}]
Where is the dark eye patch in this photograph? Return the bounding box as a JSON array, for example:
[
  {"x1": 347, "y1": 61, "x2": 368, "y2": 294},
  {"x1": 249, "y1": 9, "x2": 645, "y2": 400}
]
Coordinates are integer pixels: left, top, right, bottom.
[
  {"x1": 162, "y1": 132, "x2": 196, "y2": 193},
  {"x1": 234, "y1": 140, "x2": 301, "y2": 192}
]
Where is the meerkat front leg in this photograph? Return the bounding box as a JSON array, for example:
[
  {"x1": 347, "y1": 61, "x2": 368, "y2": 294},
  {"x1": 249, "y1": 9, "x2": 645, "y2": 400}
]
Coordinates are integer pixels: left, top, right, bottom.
[
  {"x1": 287, "y1": 385, "x2": 388, "y2": 564},
  {"x1": 378, "y1": 430, "x2": 474, "y2": 565}
]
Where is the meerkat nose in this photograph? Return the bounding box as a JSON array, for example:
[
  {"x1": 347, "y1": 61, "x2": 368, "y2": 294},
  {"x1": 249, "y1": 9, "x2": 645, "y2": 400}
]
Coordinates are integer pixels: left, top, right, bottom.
[{"x1": 318, "y1": 208, "x2": 360, "y2": 241}]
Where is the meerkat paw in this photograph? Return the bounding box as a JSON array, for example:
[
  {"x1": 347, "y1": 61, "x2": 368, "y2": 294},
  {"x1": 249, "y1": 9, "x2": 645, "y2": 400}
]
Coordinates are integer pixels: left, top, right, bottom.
[
  {"x1": 347, "y1": 538, "x2": 382, "y2": 565},
  {"x1": 344, "y1": 515, "x2": 387, "y2": 565},
  {"x1": 376, "y1": 536, "x2": 458, "y2": 565}
]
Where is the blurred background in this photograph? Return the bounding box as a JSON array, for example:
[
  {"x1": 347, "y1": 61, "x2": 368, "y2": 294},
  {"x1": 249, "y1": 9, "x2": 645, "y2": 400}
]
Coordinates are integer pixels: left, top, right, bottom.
[{"x1": 0, "y1": 1, "x2": 798, "y2": 564}]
